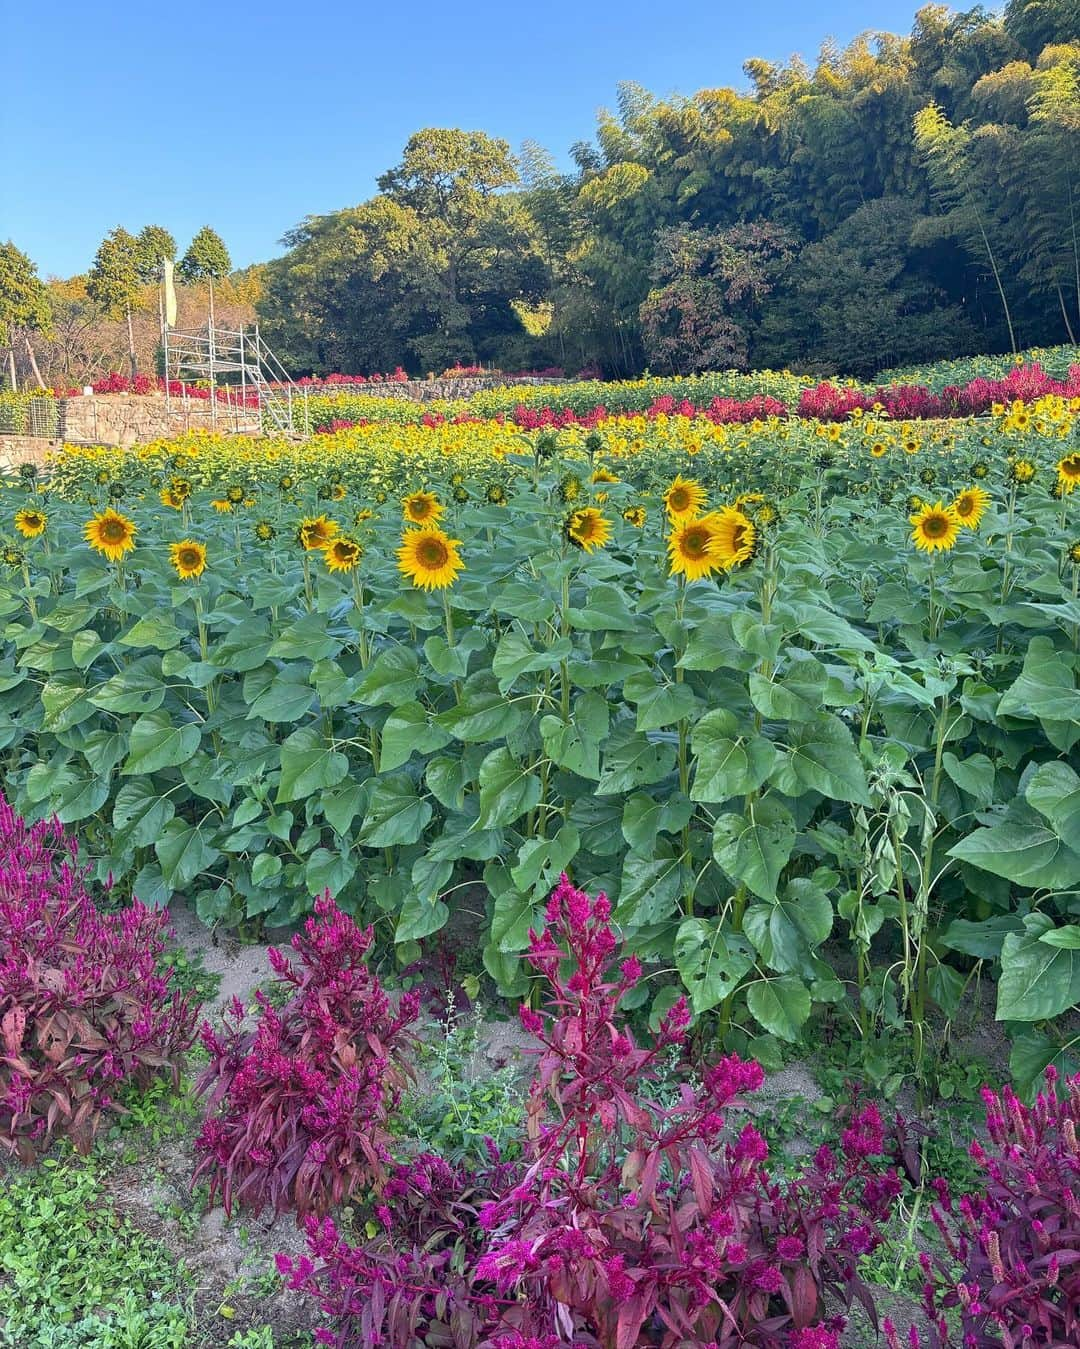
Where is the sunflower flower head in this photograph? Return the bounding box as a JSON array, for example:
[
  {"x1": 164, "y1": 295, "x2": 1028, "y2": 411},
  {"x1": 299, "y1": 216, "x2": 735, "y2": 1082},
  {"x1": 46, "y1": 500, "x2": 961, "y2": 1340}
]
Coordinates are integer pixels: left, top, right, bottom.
[
  {"x1": 668, "y1": 514, "x2": 723, "y2": 582},
  {"x1": 169, "y1": 539, "x2": 207, "y2": 581},
  {"x1": 354, "y1": 508, "x2": 375, "y2": 526},
  {"x1": 298, "y1": 515, "x2": 340, "y2": 551},
  {"x1": 160, "y1": 488, "x2": 184, "y2": 510},
  {"x1": 1068, "y1": 540, "x2": 1080, "y2": 567},
  {"x1": 397, "y1": 526, "x2": 464, "y2": 591},
  {"x1": 84, "y1": 508, "x2": 137, "y2": 563},
  {"x1": 1056, "y1": 452, "x2": 1080, "y2": 495},
  {"x1": 3, "y1": 547, "x2": 24, "y2": 567},
  {"x1": 565, "y1": 507, "x2": 612, "y2": 553},
  {"x1": 14, "y1": 508, "x2": 46, "y2": 539},
  {"x1": 557, "y1": 473, "x2": 583, "y2": 504},
  {"x1": 952, "y1": 486, "x2": 990, "y2": 530},
  {"x1": 623, "y1": 505, "x2": 647, "y2": 528},
  {"x1": 485, "y1": 483, "x2": 507, "y2": 506},
  {"x1": 910, "y1": 501, "x2": 961, "y2": 554},
  {"x1": 711, "y1": 506, "x2": 757, "y2": 570},
  {"x1": 211, "y1": 498, "x2": 233, "y2": 514},
  {"x1": 254, "y1": 521, "x2": 276, "y2": 542},
  {"x1": 403, "y1": 490, "x2": 443, "y2": 526},
  {"x1": 324, "y1": 536, "x2": 363, "y2": 574},
  {"x1": 278, "y1": 474, "x2": 296, "y2": 492},
  {"x1": 1008, "y1": 458, "x2": 1036, "y2": 486},
  {"x1": 664, "y1": 475, "x2": 706, "y2": 522},
  {"x1": 970, "y1": 461, "x2": 989, "y2": 480},
  {"x1": 226, "y1": 484, "x2": 245, "y2": 504}
]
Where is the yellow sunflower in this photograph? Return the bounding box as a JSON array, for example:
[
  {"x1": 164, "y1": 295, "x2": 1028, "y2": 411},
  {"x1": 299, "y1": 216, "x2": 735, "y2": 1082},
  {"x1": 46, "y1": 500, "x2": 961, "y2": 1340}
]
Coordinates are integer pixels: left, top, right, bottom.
[
  {"x1": 668, "y1": 515, "x2": 723, "y2": 582},
  {"x1": 1068, "y1": 540, "x2": 1080, "y2": 567},
  {"x1": 226, "y1": 485, "x2": 245, "y2": 504},
  {"x1": 331, "y1": 483, "x2": 347, "y2": 501},
  {"x1": 397, "y1": 526, "x2": 464, "y2": 591},
  {"x1": 169, "y1": 539, "x2": 207, "y2": 580},
  {"x1": 1008, "y1": 458, "x2": 1036, "y2": 485},
  {"x1": 591, "y1": 466, "x2": 619, "y2": 484},
  {"x1": 663, "y1": 475, "x2": 707, "y2": 523},
  {"x1": 711, "y1": 507, "x2": 757, "y2": 570},
  {"x1": 1056, "y1": 453, "x2": 1080, "y2": 495},
  {"x1": 298, "y1": 515, "x2": 340, "y2": 551},
  {"x1": 566, "y1": 507, "x2": 612, "y2": 553},
  {"x1": 84, "y1": 508, "x2": 137, "y2": 563},
  {"x1": 402, "y1": 491, "x2": 443, "y2": 526},
  {"x1": 160, "y1": 488, "x2": 184, "y2": 510},
  {"x1": 324, "y1": 537, "x2": 363, "y2": 574},
  {"x1": 623, "y1": 505, "x2": 647, "y2": 527},
  {"x1": 910, "y1": 501, "x2": 961, "y2": 554},
  {"x1": 14, "y1": 508, "x2": 47, "y2": 539},
  {"x1": 951, "y1": 486, "x2": 990, "y2": 530},
  {"x1": 354, "y1": 508, "x2": 375, "y2": 525},
  {"x1": 869, "y1": 441, "x2": 888, "y2": 459},
  {"x1": 211, "y1": 499, "x2": 233, "y2": 514},
  {"x1": 169, "y1": 477, "x2": 193, "y2": 502}
]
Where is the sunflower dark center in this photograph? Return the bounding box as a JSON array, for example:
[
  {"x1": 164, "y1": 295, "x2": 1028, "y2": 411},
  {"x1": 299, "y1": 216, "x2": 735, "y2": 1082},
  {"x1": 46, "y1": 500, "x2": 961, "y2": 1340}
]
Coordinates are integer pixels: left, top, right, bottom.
[
  {"x1": 100, "y1": 520, "x2": 127, "y2": 543},
  {"x1": 418, "y1": 538, "x2": 448, "y2": 567},
  {"x1": 923, "y1": 514, "x2": 949, "y2": 537}
]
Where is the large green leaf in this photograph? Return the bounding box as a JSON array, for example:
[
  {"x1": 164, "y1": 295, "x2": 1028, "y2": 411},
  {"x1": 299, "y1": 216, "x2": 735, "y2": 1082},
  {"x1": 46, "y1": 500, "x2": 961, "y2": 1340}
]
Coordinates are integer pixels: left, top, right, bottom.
[
  {"x1": 122, "y1": 710, "x2": 201, "y2": 775},
  {"x1": 997, "y1": 932, "x2": 1080, "y2": 1021},
  {"x1": 155, "y1": 819, "x2": 221, "y2": 891},
  {"x1": 268, "y1": 612, "x2": 342, "y2": 662},
  {"x1": 88, "y1": 656, "x2": 166, "y2": 715},
  {"x1": 597, "y1": 724, "x2": 676, "y2": 795},
  {"x1": 746, "y1": 975, "x2": 812, "y2": 1042},
  {"x1": 113, "y1": 779, "x2": 176, "y2": 847},
  {"x1": 712, "y1": 797, "x2": 795, "y2": 901},
  {"x1": 354, "y1": 647, "x2": 422, "y2": 707},
  {"x1": 691, "y1": 709, "x2": 775, "y2": 802},
  {"x1": 775, "y1": 713, "x2": 870, "y2": 805},
  {"x1": 622, "y1": 671, "x2": 697, "y2": 731},
  {"x1": 276, "y1": 725, "x2": 349, "y2": 802},
  {"x1": 1025, "y1": 761, "x2": 1080, "y2": 839},
  {"x1": 244, "y1": 665, "x2": 315, "y2": 723},
  {"x1": 357, "y1": 774, "x2": 432, "y2": 847},
  {"x1": 380, "y1": 701, "x2": 451, "y2": 772},
  {"x1": 948, "y1": 816, "x2": 1080, "y2": 890},
  {"x1": 477, "y1": 746, "x2": 542, "y2": 828},
  {"x1": 674, "y1": 917, "x2": 754, "y2": 1014}
]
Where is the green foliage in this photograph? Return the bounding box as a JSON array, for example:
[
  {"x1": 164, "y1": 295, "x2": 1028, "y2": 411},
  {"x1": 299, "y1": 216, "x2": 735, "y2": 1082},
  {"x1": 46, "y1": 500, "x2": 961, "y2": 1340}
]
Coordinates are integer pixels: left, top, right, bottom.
[
  {"x1": 0, "y1": 241, "x2": 51, "y2": 348},
  {"x1": 178, "y1": 228, "x2": 231, "y2": 284},
  {"x1": 0, "y1": 1152, "x2": 193, "y2": 1347}
]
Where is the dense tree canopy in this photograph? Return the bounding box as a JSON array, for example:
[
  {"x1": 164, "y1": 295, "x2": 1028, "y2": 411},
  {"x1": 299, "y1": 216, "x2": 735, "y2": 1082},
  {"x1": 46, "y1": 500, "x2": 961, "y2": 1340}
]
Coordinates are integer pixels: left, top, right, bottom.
[{"x1": 254, "y1": 5, "x2": 1079, "y2": 377}]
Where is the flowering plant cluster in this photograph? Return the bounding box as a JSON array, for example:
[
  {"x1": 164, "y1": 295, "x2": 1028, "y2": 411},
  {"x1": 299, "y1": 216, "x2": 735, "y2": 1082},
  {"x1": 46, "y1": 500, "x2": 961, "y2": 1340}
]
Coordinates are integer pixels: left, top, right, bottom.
[
  {"x1": 798, "y1": 362, "x2": 1080, "y2": 421},
  {"x1": 294, "y1": 369, "x2": 409, "y2": 387},
  {"x1": 887, "y1": 1068, "x2": 1080, "y2": 1349},
  {"x1": 278, "y1": 876, "x2": 902, "y2": 1348},
  {"x1": 193, "y1": 894, "x2": 419, "y2": 1220},
  {"x1": 0, "y1": 800, "x2": 198, "y2": 1162}
]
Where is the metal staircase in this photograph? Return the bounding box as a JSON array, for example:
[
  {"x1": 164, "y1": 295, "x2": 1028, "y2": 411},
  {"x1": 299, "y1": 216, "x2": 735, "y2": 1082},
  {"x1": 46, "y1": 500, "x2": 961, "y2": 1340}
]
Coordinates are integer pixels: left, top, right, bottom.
[{"x1": 162, "y1": 324, "x2": 310, "y2": 435}]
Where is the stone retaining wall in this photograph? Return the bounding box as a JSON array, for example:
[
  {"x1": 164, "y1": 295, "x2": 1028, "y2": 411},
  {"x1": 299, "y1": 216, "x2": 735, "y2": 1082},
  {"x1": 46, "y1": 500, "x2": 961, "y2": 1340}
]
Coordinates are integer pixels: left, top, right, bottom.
[
  {"x1": 319, "y1": 375, "x2": 551, "y2": 403},
  {"x1": 61, "y1": 395, "x2": 258, "y2": 445},
  {"x1": 0, "y1": 436, "x2": 59, "y2": 471}
]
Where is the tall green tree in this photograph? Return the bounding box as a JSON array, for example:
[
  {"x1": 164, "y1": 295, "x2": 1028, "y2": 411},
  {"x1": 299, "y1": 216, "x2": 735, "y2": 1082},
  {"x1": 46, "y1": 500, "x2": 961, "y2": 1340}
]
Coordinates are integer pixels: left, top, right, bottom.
[
  {"x1": 179, "y1": 227, "x2": 232, "y2": 328},
  {"x1": 0, "y1": 242, "x2": 51, "y2": 391},
  {"x1": 86, "y1": 227, "x2": 143, "y2": 379},
  {"x1": 376, "y1": 129, "x2": 521, "y2": 367},
  {"x1": 134, "y1": 225, "x2": 177, "y2": 283}
]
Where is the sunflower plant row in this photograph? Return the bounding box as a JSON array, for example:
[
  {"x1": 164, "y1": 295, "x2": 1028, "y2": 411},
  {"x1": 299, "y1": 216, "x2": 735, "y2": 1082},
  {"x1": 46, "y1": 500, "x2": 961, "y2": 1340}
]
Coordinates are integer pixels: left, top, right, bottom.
[{"x1": 2, "y1": 406, "x2": 1080, "y2": 1096}]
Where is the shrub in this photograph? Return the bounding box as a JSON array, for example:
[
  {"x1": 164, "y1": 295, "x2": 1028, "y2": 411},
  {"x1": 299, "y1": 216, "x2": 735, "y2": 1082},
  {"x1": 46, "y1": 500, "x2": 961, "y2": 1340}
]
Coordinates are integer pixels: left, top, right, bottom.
[
  {"x1": 278, "y1": 875, "x2": 903, "y2": 1348},
  {"x1": 193, "y1": 893, "x2": 420, "y2": 1220},
  {"x1": 888, "y1": 1068, "x2": 1080, "y2": 1349},
  {"x1": 0, "y1": 800, "x2": 198, "y2": 1162}
]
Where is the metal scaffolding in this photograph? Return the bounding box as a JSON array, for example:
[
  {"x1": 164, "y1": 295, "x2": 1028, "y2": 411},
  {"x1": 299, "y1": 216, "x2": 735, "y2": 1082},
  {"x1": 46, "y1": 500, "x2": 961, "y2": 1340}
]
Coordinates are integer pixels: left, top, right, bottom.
[{"x1": 161, "y1": 323, "x2": 310, "y2": 435}]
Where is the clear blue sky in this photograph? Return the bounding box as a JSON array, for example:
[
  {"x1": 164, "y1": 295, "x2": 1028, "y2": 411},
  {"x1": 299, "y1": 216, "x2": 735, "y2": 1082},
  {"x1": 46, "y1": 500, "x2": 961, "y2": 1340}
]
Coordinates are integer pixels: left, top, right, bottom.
[{"x1": 3, "y1": 0, "x2": 926, "y2": 279}]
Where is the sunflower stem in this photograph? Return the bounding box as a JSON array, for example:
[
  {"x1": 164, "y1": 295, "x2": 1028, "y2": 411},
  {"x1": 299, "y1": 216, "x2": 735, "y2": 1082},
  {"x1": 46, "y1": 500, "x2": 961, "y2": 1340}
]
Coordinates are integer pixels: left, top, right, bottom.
[{"x1": 352, "y1": 570, "x2": 369, "y2": 667}]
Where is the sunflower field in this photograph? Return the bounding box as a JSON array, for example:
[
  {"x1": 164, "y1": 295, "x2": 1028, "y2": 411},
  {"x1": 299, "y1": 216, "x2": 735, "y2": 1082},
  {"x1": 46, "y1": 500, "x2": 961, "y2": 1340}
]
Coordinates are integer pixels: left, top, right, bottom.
[{"x1": 3, "y1": 387, "x2": 1080, "y2": 1100}]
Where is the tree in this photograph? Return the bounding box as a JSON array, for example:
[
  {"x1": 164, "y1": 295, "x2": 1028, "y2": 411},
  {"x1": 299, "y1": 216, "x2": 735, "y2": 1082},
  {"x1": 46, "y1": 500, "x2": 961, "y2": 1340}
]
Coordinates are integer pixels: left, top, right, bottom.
[
  {"x1": 377, "y1": 129, "x2": 520, "y2": 366},
  {"x1": 134, "y1": 225, "x2": 177, "y2": 283},
  {"x1": 640, "y1": 222, "x2": 797, "y2": 372},
  {"x1": 179, "y1": 227, "x2": 232, "y2": 328},
  {"x1": 914, "y1": 102, "x2": 1018, "y2": 351},
  {"x1": 1005, "y1": 0, "x2": 1080, "y2": 57},
  {"x1": 0, "y1": 242, "x2": 51, "y2": 391},
  {"x1": 762, "y1": 198, "x2": 976, "y2": 375},
  {"x1": 86, "y1": 227, "x2": 143, "y2": 380}
]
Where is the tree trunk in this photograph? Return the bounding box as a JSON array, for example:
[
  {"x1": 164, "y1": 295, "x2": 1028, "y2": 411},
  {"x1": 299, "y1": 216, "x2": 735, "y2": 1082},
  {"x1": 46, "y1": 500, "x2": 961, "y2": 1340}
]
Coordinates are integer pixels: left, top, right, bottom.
[
  {"x1": 6, "y1": 346, "x2": 17, "y2": 393},
  {"x1": 208, "y1": 276, "x2": 216, "y2": 331},
  {"x1": 126, "y1": 306, "x2": 138, "y2": 380},
  {"x1": 24, "y1": 337, "x2": 46, "y2": 390}
]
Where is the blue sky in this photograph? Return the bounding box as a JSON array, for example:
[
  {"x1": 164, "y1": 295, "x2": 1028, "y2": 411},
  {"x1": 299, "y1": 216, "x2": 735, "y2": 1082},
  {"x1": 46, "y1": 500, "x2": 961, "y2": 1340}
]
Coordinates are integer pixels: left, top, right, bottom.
[{"x1": 4, "y1": 0, "x2": 925, "y2": 279}]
